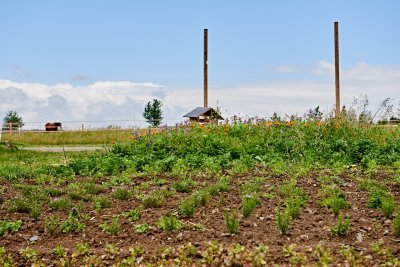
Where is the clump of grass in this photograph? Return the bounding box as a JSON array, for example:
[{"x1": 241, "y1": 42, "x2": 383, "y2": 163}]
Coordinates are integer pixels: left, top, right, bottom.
[
  {"x1": 276, "y1": 209, "x2": 291, "y2": 235},
  {"x1": 125, "y1": 208, "x2": 141, "y2": 222},
  {"x1": 330, "y1": 213, "x2": 350, "y2": 236},
  {"x1": 49, "y1": 198, "x2": 72, "y2": 211},
  {"x1": 111, "y1": 188, "x2": 131, "y2": 200},
  {"x1": 393, "y1": 210, "x2": 400, "y2": 236},
  {"x1": 142, "y1": 193, "x2": 164, "y2": 208},
  {"x1": 241, "y1": 194, "x2": 260, "y2": 218},
  {"x1": 157, "y1": 214, "x2": 182, "y2": 231},
  {"x1": 93, "y1": 196, "x2": 111, "y2": 212},
  {"x1": 45, "y1": 215, "x2": 61, "y2": 236},
  {"x1": 180, "y1": 198, "x2": 196, "y2": 217},
  {"x1": 224, "y1": 211, "x2": 239, "y2": 234},
  {"x1": 99, "y1": 216, "x2": 120, "y2": 235}
]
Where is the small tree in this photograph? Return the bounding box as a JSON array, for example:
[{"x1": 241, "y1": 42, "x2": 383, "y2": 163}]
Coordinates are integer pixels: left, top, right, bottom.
[
  {"x1": 143, "y1": 99, "x2": 163, "y2": 127},
  {"x1": 3, "y1": 111, "x2": 24, "y2": 130}
]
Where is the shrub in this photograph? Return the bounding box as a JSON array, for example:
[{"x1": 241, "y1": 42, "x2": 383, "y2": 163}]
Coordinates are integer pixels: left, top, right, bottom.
[{"x1": 224, "y1": 211, "x2": 239, "y2": 234}]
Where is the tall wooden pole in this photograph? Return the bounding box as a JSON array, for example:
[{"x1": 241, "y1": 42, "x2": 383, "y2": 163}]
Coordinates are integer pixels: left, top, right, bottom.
[
  {"x1": 334, "y1": 22, "x2": 341, "y2": 117},
  {"x1": 204, "y1": 29, "x2": 208, "y2": 108}
]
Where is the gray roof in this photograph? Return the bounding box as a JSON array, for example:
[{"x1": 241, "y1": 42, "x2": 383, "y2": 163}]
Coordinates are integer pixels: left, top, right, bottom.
[{"x1": 183, "y1": 107, "x2": 223, "y2": 119}]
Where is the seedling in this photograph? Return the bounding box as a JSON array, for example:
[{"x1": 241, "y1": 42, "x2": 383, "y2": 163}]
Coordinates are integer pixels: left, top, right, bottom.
[
  {"x1": 53, "y1": 245, "x2": 66, "y2": 258},
  {"x1": 93, "y1": 196, "x2": 111, "y2": 212},
  {"x1": 224, "y1": 211, "x2": 239, "y2": 234},
  {"x1": 135, "y1": 223, "x2": 150, "y2": 233},
  {"x1": 276, "y1": 209, "x2": 290, "y2": 235},
  {"x1": 393, "y1": 209, "x2": 400, "y2": 236},
  {"x1": 241, "y1": 194, "x2": 260, "y2": 218},
  {"x1": 61, "y1": 208, "x2": 85, "y2": 233},
  {"x1": 180, "y1": 198, "x2": 196, "y2": 217},
  {"x1": 142, "y1": 193, "x2": 164, "y2": 208},
  {"x1": 173, "y1": 179, "x2": 192, "y2": 193},
  {"x1": 19, "y1": 247, "x2": 39, "y2": 263},
  {"x1": 45, "y1": 215, "x2": 61, "y2": 235},
  {"x1": 99, "y1": 216, "x2": 120, "y2": 235},
  {"x1": 111, "y1": 188, "x2": 131, "y2": 200},
  {"x1": 330, "y1": 213, "x2": 350, "y2": 236},
  {"x1": 0, "y1": 220, "x2": 22, "y2": 236},
  {"x1": 157, "y1": 214, "x2": 182, "y2": 231},
  {"x1": 381, "y1": 194, "x2": 395, "y2": 218},
  {"x1": 49, "y1": 198, "x2": 72, "y2": 211},
  {"x1": 125, "y1": 208, "x2": 141, "y2": 221}
]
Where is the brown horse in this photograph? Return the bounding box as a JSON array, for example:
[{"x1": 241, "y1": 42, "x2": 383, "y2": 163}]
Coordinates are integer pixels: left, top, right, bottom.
[{"x1": 45, "y1": 122, "x2": 62, "y2": 131}]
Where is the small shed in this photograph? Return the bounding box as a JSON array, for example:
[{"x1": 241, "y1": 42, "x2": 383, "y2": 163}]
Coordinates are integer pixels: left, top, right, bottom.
[{"x1": 183, "y1": 107, "x2": 223, "y2": 124}]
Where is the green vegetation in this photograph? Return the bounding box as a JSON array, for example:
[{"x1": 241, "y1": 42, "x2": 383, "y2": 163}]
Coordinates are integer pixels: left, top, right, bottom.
[
  {"x1": 157, "y1": 214, "x2": 182, "y2": 231},
  {"x1": 0, "y1": 220, "x2": 22, "y2": 236},
  {"x1": 330, "y1": 213, "x2": 351, "y2": 236},
  {"x1": 224, "y1": 211, "x2": 239, "y2": 234},
  {"x1": 99, "y1": 216, "x2": 120, "y2": 235}
]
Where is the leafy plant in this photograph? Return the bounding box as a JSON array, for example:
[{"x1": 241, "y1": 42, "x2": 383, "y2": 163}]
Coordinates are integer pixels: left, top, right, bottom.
[
  {"x1": 99, "y1": 216, "x2": 120, "y2": 235},
  {"x1": 180, "y1": 198, "x2": 196, "y2": 217},
  {"x1": 157, "y1": 214, "x2": 182, "y2": 231},
  {"x1": 53, "y1": 245, "x2": 66, "y2": 258},
  {"x1": 224, "y1": 211, "x2": 239, "y2": 234},
  {"x1": 142, "y1": 193, "x2": 164, "y2": 208},
  {"x1": 241, "y1": 194, "x2": 260, "y2": 218},
  {"x1": 135, "y1": 223, "x2": 150, "y2": 233},
  {"x1": 125, "y1": 208, "x2": 141, "y2": 221},
  {"x1": 45, "y1": 215, "x2": 61, "y2": 235},
  {"x1": 61, "y1": 208, "x2": 86, "y2": 233},
  {"x1": 381, "y1": 194, "x2": 395, "y2": 218},
  {"x1": 0, "y1": 220, "x2": 22, "y2": 236},
  {"x1": 93, "y1": 196, "x2": 111, "y2": 212},
  {"x1": 19, "y1": 247, "x2": 38, "y2": 263}
]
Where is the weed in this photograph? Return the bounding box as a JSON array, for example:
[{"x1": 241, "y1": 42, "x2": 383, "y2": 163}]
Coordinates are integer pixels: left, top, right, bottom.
[
  {"x1": 93, "y1": 196, "x2": 111, "y2": 212},
  {"x1": 111, "y1": 188, "x2": 131, "y2": 200},
  {"x1": 180, "y1": 198, "x2": 196, "y2": 217},
  {"x1": 276, "y1": 209, "x2": 291, "y2": 235},
  {"x1": 241, "y1": 194, "x2": 260, "y2": 218},
  {"x1": 0, "y1": 220, "x2": 22, "y2": 236},
  {"x1": 393, "y1": 209, "x2": 400, "y2": 236},
  {"x1": 53, "y1": 245, "x2": 66, "y2": 258},
  {"x1": 125, "y1": 208, "x2": 141, "y2": 221},
  {"x1": 142, "y1": 193, "x2": 164, "y2": 208},
  {"x1": 330, "y1": 213, "x2": 350, "y2": 236},
  {"x1": 224, "y1": 211, "x2": 239, "y2": 234},
  {"x1": 135, "y1": 223, "x2": 150, "y2": 233},
  {"x1": 381, "y1": 194, "x2": 395, "y2": 218},
  {"x1": 19, "y1": 247, "x2": 39, "y2": 263},
  {"x1": 45, "y1": 215, "x2": 61, "y2": 235},
  {"x1": 61, "y1": 208, "x2": 86, "y2": 233},
  {"x1": 49, "y1": 198, "x2": 72, "y2": 211},
  {"x1": 99, "y1": 216, "x2": 120, "y2": 235},
  {"x1": 157, "y1": 214, "x2": 183, "y2": 231}
]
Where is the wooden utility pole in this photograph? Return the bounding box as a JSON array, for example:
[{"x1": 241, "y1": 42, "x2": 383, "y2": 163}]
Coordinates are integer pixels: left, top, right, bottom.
[
  {"x1": 334, "y1": 22, "x2": 341, "y2": 117},
  {"x1": 204, "y1": 29, "x2": 208, "y2": 108}
]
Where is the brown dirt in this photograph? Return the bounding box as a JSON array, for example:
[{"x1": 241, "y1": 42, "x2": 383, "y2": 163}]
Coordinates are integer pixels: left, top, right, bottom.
[{"x1": 1, "y1": 169, "x2": 400, "y2": 266}]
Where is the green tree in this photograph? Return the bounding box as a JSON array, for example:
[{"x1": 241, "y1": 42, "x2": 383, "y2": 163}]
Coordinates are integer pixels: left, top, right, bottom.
[
  {"x1": 143, "y1": 99, "x2": 163, "y2": 127},
  {"x1": 2, "y1": 111, "x2": 24, "y2": 130}
]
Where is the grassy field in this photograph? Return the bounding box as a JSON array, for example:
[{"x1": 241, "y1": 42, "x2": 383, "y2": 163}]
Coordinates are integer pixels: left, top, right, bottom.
[
  {"x1": 1, "y1": 120, "x2": 400, "y2": 265},
  {"x1": 1, "y1": 128, "x2": 164, "y2": 146}
]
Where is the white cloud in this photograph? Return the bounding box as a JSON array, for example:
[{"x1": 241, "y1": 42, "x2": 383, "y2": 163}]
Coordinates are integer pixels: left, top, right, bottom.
[
  {"x1": 0, "y1": 62, "x2": 399, "y2": 129},
  {"x1": 275, "y1": 65, "x2": 298, "y2": 73}
]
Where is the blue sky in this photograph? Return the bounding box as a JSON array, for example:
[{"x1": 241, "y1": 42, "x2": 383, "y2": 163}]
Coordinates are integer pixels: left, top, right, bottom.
[{"x1": 0, "y1": 1, "x2": 399, "y2": 127}]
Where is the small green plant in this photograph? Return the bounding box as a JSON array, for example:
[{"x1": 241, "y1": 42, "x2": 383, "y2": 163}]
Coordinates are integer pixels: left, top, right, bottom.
[
  {"x1": 393, "y1": 209, "x2": 400, "y2": 236},
  {"x1": 173, "y1": 179, "x2": 192, "y2": 193},
  {"x1": 83, "y1": 182, "x2": 104, "y2": 195},
  {"x1": 125, "y1": 208, "x2": 141, "y2": 221},
  {"x1": 151, "y1": 177, "x2": 168, "y2": 186},
  {"x1": 19, "y1": 247, "x2": 39, "y2": 263},
  {"x1": 0, "y1": 220, "x2": 22, "y2": 236},
  {"x1": 314, "y1": 243, "x2": 332, "y2": 267},
  {"x1": 276, "y1": 209, "x2": 291, "y2": 235},
  {"x1": 283, "y1": 244, "x2": 307, "y2": 266},
  {"x1": 99, "y1": 216, "x2": 120, "y2": 235},
  {"x1": 157, "y1": 214, "x2": 183, "y2": 231},
  {"x1": 368, "y1": 189, "x2": 386, "y2": 209},
  {"x1": 224, "y1": 211, "x2": 239, "y2": 234},
  {"x1": 53, "y1": 245, "x2": 66, "y2": 258},
  {"x1": 45, "y1": 215, "x2": 61, "y2": 235},
  {"x1": 61, "y1": 208, "x2": 85, "y2": 233},
  {"x1": 330, "y1": 213, "x2": 350, "y2": 236},
  {"x1": 111, "y1": 188, "x2": 131, "y2": 200},
  {"x1": 284, "y1": 196, "x2": 303, "y2": 219},
  {"x1": 135, "y1": 223, "x2": 150, "y2": 233},
  {"x1": 381, "y1": 194, "x2": 395, "y2": 218},
  {"x1": 93, "y1": 196, "x2": 111, "y2": 212},
  {"x1": 142, "y1": 193, "x2": 164, "y2": 208},
  {"x1": 72, "y1": 242, "x2": 89, "y2": 257},
  {"x1": 241, "y1": 194, "x2": 260, "y2": 218},
  {"x1": 180, "y1": 198, "x2": 196, "y2": 217},
  {"x1": 49, "y1": 198, "x2": 72, "y2": 211},
  {"x1": 192, "y1": 189, "x2": 210, "y2": 207},
  {"x1": 0, "y1": 246, "x2": 14, "y2": 266}
]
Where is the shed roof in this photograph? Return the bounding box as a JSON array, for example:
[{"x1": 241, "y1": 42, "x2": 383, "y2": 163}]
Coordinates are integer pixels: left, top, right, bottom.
[{"x1": 183, "y1": 107, "x2": 223, "y2": 120}]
